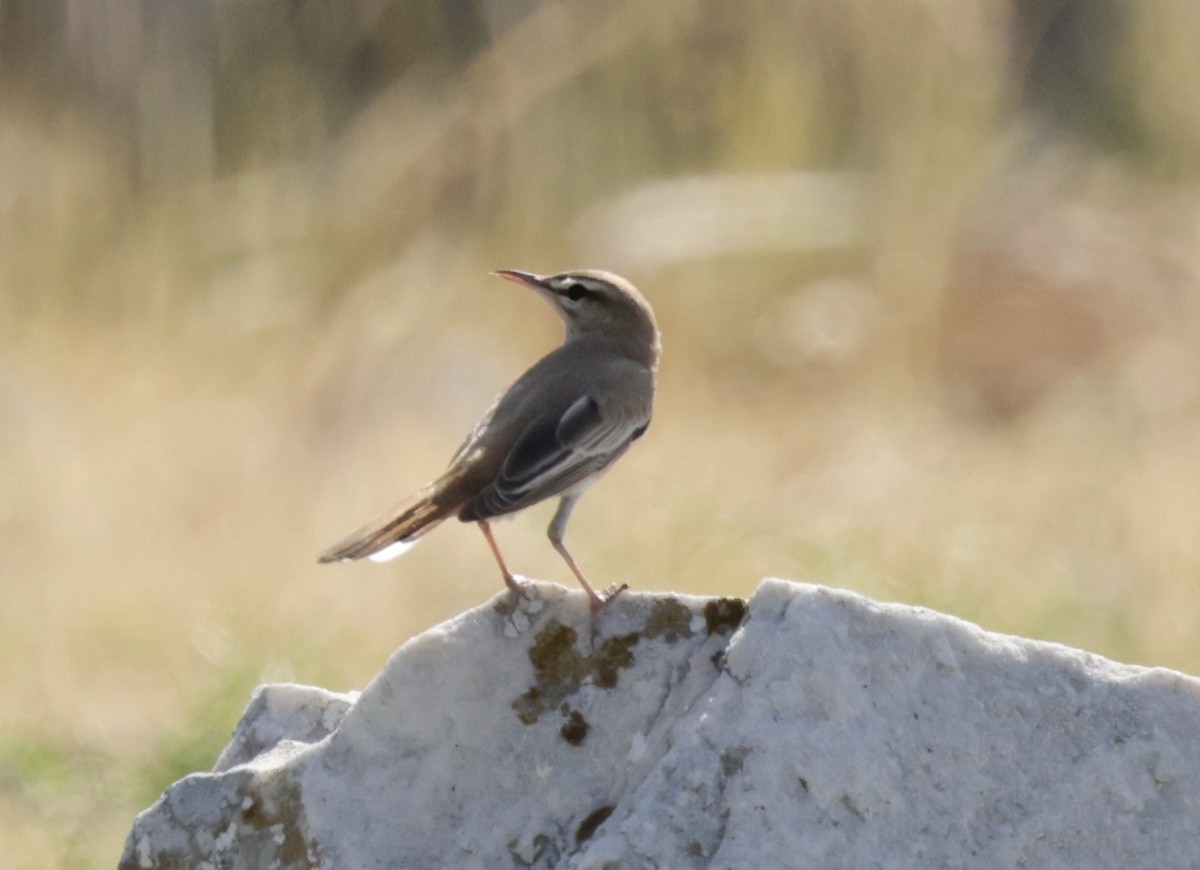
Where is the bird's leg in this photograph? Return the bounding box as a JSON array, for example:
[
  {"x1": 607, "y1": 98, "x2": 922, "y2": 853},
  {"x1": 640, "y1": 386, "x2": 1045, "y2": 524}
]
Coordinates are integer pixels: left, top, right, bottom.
[
  {"x1": 548, "y1": 497, "x2": 627, "y2": 613},
  {"x1": 478, "y1": 520, "x2": 524, "y2": 594}
]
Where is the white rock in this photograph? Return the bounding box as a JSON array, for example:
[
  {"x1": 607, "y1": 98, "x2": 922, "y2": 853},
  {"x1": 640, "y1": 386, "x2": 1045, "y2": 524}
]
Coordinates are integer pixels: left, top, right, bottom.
[{"x1": 120, "y1": 579, "x2": 1200, "y2": 869}]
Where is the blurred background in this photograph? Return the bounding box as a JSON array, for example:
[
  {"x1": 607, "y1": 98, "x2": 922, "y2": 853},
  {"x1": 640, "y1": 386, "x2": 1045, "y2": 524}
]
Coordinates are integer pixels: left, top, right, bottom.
[{"x1": 4, "y1": 0, "x2": 1200, "y2": 864}]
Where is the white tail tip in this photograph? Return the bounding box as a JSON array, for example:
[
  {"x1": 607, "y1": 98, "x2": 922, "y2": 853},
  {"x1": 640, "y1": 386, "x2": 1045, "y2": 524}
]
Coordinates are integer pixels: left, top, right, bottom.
[{"x1": 367, "y1": 538, "x2": 418, "y2": 563}]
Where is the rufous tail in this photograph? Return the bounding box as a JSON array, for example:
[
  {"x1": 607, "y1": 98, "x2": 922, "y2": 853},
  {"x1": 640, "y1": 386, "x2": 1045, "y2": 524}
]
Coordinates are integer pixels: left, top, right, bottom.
[{"x1": 317, "y1": 469, "x2": 473, "y2": 563}]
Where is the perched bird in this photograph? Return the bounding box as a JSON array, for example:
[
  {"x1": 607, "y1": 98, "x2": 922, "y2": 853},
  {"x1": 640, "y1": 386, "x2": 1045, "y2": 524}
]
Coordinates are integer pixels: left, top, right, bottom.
[{"x1": 319, "y1": 269, "x2": 660, "y2": 612}]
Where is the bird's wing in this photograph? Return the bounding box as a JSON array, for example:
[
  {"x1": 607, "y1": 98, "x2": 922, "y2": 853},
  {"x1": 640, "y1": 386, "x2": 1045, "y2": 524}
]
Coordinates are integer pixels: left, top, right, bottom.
[
  {"x1": 448, "y1": 394, "x2": 500, "y2": 466},
  {"x1": 460, "y1": 393, "x2": 649, "y2": 521}
]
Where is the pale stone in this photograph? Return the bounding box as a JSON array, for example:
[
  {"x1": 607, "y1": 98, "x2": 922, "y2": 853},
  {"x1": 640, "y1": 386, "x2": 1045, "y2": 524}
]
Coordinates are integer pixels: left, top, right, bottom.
[{"x1": 121, "y1": 579, "x2": 1200, "y2": 869}]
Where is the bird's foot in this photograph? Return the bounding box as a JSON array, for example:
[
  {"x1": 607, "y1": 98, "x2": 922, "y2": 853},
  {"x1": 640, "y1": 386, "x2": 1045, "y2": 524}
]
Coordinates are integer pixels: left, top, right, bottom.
[
  {"x1": 588, "y1": 582, "x2": 629, "y2": 614},
  {"x1": 503, "y1": 572, "x2": 528, "y2": 595}
]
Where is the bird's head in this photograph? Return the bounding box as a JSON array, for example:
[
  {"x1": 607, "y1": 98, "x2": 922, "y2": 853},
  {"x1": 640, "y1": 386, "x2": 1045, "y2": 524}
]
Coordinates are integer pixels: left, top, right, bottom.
[{"x1": 492, "y1": 269, "x2": 660, "y2": 366}]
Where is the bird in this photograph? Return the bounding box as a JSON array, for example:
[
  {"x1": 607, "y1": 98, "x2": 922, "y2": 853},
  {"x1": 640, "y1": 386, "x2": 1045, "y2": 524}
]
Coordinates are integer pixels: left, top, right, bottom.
[{"x1": 318, "y1": 269, "x2": 660, "y2": 612}]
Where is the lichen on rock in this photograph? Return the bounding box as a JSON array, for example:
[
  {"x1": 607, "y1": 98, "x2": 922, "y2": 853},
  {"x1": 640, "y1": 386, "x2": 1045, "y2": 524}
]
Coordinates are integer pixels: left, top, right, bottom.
[{"x1": 122, "y1": 579, "x2": 1200, "y2": 870}]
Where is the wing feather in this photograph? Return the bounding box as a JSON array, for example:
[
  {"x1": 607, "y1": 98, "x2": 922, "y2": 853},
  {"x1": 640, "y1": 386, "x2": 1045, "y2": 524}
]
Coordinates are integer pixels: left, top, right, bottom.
[{"x1": 460, "y1": 393, "x2": 647, "y2": 521}]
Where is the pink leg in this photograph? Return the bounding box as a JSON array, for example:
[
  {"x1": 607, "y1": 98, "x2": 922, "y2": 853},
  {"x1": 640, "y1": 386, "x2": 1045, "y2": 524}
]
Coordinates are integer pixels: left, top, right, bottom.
[
  {"x1": 478, "y1": 520, "x2": 524, "y2": 594},
  {"x1": 548, "y1": 497, "x2": 627, "y2": 613}
]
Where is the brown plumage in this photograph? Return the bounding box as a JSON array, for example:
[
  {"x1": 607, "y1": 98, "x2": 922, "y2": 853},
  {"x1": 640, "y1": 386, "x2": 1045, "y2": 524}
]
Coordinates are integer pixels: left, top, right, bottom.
[{"x1": 318, "y1": 269, "x2": 660, "y2": 611}]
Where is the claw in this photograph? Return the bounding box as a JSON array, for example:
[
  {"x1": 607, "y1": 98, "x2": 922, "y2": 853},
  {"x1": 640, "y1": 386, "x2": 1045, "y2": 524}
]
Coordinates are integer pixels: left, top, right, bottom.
[{"x1": 589, "y1": 583, "x2": 629, "y2": 614}]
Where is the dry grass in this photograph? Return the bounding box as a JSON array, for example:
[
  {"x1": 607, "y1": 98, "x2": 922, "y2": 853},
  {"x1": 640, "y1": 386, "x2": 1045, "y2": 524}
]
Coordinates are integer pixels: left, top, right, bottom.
[{"x1": 4, "y1": 1, "x2": 1200, "y2": 866}]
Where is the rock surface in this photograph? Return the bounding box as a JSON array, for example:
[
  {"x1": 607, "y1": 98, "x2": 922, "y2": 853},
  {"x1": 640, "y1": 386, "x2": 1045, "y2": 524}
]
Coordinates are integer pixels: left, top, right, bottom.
[{"x1": 122, "y1": 579, "x2": 1200, "y2": 869}]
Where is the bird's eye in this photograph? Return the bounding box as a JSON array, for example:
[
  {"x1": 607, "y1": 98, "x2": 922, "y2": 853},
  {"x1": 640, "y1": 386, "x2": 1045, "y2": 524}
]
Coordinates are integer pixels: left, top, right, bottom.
[{"x1": 564, "y1": 282, "x2": 590, "y2": 302}]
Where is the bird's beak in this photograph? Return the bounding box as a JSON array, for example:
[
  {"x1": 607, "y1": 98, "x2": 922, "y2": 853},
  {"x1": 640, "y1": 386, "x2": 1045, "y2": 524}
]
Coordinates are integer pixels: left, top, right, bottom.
[
  {"x1": 492, "y1": 269, "x2": 572, "y2": 332},
  {"x1": 492, "y1": 269, "x2": 549, "y2": 292}
]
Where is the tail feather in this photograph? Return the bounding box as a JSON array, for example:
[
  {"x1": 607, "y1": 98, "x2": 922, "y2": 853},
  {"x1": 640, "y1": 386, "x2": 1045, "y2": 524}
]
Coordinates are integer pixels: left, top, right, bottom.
[{"x1": 318, "y1": 471, "x2": 473, "y2": 563}]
